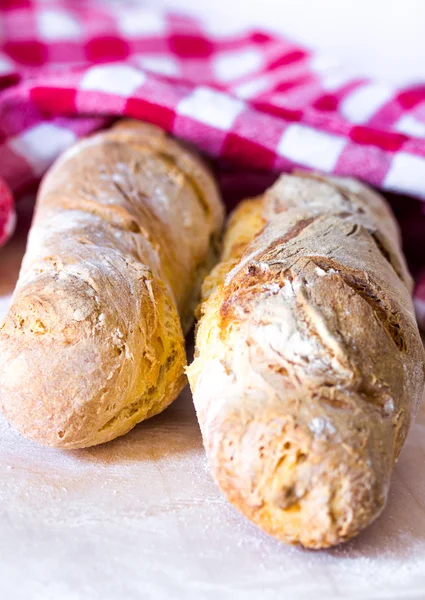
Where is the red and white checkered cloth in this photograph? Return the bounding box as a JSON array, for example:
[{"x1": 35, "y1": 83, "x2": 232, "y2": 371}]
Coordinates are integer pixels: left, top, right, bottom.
[{"x1": 1, "y1": 0, "x2": 425, "y2": 326}]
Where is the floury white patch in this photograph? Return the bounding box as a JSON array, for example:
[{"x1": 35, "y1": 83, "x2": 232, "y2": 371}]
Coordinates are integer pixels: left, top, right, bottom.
[{"x1": 309, "y1": 417, "x2": 336, "y2": 438}]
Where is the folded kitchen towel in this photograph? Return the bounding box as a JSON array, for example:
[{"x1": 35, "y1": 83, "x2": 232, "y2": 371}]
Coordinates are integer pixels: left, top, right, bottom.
[{"x1": 1, "y1": 0, "x2": 425, "y2": 325}]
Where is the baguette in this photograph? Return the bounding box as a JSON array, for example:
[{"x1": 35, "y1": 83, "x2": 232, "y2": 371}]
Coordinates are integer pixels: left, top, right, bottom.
[
  {"x1": 0, "y1": 120, "x2": 224, "y2": 449},
  {"x1": 187, "y1": 171, "x2": 425, "y2": 548}
]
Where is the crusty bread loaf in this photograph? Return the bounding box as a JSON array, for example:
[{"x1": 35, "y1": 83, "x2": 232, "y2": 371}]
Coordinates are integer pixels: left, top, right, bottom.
[
  {"x1": 0, "y1": 120, "x2": 224, "y2": 449},
  {"x1": 187, "y1": 171, "x2": 425, "y2": 548}
]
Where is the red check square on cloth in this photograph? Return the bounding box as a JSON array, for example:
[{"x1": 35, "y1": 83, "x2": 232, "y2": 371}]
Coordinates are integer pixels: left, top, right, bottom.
[{"x1": 1, "y1": 0, "x2": 425, "y2": 327}]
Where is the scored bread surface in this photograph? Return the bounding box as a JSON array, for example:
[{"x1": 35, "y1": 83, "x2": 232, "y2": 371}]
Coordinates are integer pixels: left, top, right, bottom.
[
  {"x1": 187, "y1": 171, "x2": 425, "y2": 548},
  {"x1": 0, "y1": 120, "x2": 224, "y2": 449}
]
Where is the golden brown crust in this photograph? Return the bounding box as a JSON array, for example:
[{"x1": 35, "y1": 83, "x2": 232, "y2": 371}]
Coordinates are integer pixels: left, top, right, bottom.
[
  {"x1": 187, "y1": 171, "x2": 425, "y2": 548},
  {"x1": 0, "y1": 120, "x2": 224, "y2": 449}
]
